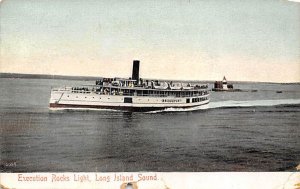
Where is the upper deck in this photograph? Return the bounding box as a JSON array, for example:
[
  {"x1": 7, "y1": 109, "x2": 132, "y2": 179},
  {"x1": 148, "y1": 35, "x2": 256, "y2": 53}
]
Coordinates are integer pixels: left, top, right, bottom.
[
  {"x1": 58, "y1": 78, "x2": 210, "y2": 98},
  {"x1": 96, "y1": 78, "x2": 208, "y2": 91}
]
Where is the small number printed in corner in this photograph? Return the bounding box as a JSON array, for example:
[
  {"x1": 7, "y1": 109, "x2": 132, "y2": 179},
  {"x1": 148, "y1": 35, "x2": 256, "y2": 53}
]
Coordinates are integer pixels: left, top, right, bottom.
[{"x1": 1, "y1": 160, "x2": 17, "y2": 168}]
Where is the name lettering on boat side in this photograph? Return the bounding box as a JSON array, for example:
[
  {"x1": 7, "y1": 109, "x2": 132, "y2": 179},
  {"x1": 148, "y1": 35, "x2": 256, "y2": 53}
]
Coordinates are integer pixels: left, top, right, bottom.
[{"x1": 162, "y1": 99, "x2": 181, "y2": 103}]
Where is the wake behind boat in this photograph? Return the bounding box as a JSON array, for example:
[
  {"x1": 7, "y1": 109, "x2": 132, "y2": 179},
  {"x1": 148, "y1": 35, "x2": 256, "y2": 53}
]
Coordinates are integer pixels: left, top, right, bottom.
[{"x1": 49, "y1": 60, "x2": 209, "y2": 112}]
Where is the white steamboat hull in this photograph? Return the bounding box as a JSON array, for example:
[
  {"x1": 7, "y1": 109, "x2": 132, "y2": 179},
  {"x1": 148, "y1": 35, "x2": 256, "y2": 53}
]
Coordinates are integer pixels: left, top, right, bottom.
[{"x1": 49, "y1": 89, "x2": 209, "y2": 112}]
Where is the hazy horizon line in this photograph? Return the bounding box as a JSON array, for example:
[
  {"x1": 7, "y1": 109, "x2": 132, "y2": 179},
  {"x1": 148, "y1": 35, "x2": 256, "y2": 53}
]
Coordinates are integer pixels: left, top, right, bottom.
[{"x1": 1, "y1": 72, "x2": 299, "y2": 84}]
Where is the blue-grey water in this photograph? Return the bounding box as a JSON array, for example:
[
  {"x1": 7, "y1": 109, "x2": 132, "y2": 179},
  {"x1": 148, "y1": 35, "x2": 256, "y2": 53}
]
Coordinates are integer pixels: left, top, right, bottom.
[{"x1": 0, "y1": 78, "x2": 300, "y2": 172}]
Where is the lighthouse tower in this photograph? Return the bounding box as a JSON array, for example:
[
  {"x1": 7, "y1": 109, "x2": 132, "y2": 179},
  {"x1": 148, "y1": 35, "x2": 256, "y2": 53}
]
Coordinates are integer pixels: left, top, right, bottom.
[{"x1": 222, "y1": 76, "x2": 228, "y2": 90}]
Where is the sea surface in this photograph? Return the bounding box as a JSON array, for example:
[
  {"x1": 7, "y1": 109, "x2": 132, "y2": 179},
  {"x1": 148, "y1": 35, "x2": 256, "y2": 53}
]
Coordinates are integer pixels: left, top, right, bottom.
[{"x1": 0, "y1": 78, "x2": 300, "y2": 172}]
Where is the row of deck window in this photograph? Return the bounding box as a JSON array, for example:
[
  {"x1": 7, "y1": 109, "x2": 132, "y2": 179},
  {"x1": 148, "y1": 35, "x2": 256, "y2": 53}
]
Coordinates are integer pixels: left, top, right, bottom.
[
  {"x1": 63, "y1": 95, "x2": 208, "y2": 104},
  {"x1": 71, "y1": 88, "x2": 208, "y2": 97},
  {"x1": 192, "y1": 97, "x2": 208, "y2": 103}
]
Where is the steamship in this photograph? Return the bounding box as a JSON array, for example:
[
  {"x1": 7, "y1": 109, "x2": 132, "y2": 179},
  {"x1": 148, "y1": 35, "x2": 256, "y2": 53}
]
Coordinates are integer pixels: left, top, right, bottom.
[{"x1": 49, "y1": 60, "x2": 209, "y2": 112}]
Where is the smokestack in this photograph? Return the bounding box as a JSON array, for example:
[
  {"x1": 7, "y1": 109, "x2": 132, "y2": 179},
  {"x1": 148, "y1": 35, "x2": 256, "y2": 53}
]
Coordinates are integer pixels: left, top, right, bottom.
[{"x1": 132, "y1": 60, "x2": 140, "y2": 84}]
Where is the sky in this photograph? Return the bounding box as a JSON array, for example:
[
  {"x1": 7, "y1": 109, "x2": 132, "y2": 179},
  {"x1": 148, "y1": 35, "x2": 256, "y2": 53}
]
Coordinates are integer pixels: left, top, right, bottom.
[{"x1": 0, "y1": 0, "x2": 299, "y2": 82}]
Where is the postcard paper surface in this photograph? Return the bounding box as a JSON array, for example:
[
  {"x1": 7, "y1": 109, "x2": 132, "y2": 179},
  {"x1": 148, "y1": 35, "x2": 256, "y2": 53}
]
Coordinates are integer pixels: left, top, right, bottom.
[{"x1": 1, "y1": 172, "x2": 300, "y2": 189}]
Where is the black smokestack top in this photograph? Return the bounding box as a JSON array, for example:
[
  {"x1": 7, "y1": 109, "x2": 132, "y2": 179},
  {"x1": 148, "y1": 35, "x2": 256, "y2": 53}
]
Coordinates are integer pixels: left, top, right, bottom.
[{"x1": 132, "y1": 60, "x2": 140, "y2": 83}]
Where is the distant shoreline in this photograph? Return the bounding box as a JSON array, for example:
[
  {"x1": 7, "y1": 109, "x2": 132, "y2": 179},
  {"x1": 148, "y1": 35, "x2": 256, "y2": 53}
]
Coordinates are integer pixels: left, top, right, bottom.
[
  {"x1": 0, "y1": 72, "x2": 299, "y2": 84},
  {"x1": 0, "y1": 73, "x2": 99, "y2": 81}
]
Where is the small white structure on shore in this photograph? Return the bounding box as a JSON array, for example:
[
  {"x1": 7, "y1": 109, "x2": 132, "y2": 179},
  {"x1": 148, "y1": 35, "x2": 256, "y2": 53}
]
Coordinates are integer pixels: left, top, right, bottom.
[
  {"x1": 222, "y1": 76, "x2": 228, "y2": 90},
  {"x1": 213, "y1": 76, "x2": 233, "y2": 91}
]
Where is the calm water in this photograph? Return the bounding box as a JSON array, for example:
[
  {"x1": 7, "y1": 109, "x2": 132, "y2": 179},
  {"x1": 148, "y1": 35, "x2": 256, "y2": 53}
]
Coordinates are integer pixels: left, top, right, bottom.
[{"x1": 0, "y1": 78, "x2": 300, "y2": 172}]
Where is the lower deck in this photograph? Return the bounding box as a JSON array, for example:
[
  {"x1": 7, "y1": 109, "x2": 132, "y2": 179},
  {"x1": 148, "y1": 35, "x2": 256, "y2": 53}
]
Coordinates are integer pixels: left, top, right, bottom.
[{"x1": 49, "y1": 90, "x2": 209, "y2": 112}]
